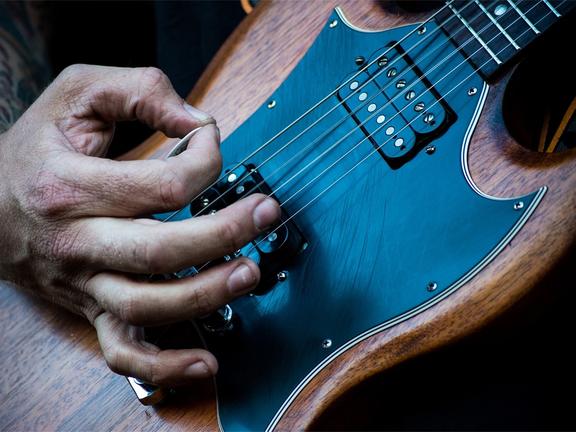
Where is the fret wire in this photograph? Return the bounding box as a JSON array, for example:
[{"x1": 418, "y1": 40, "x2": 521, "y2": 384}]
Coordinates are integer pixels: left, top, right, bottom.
[
  {"x1": 542, "y1": 0, "x2": 562, "y2": 17},
  {"x1": 474, "y1": 0, "x2": 520, "y2": 49},
  {"x1": 506, "y1": 0, "x2": 540, "y2": 34},
  {"x1": 448, "y1": 2, "x2": 502, "y2": 64}
]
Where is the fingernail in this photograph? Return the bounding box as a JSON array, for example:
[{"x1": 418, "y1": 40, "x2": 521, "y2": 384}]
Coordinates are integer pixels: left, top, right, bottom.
[
  {"x1": 183, "y1": 102, "x2": 214, "y2": 124},
  {"x1": 253, "y1": 198, "x2": 280, "y2": 231},
  {"x1": 227, "y1": 264, "x2": 257, "y2": 294},
  {"x1": 184, "y1": 360, "x2": 211, "y2": 378}
]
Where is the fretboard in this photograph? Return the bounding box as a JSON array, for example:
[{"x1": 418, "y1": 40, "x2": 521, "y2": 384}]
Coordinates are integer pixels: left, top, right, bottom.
[{"x1": 434, "y1": 0, "x2": 575, "y2": 79}]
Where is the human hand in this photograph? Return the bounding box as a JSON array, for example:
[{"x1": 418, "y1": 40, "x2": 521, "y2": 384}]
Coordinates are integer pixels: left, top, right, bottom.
[{"x1": 0, "y1": 65, "x2": 280, "y2": 385}]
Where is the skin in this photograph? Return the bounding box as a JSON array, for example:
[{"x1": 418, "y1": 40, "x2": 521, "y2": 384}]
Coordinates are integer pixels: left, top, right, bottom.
[{"x1": 0, "y1": 64, "x2": 281, "y2": 386}]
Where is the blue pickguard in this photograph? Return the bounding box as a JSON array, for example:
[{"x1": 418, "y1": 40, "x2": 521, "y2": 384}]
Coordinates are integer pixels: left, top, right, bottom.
[{"x1": 170, "y1": 9, "x2": 545, "y2": 431}]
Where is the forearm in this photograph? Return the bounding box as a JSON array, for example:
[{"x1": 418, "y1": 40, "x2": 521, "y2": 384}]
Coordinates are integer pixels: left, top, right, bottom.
[{"x1": 0, "y1": 2, "x2": 51, "y2": 131}]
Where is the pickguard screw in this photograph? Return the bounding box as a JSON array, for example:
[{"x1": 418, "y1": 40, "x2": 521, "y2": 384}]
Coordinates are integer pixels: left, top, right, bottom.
[
  {"x1": 329, "y1": 19, "x2": 338, "y2": 28},
  {"x1": 267, "y1": 100, "x2": 277, "y2": 109},
  {"x1": 467, "y1": 87, "x2": 478, "y2": 96},
  {"x1": 322, "y1": 338, "x2": 333, "y2": 349},
  {"x1": 513, "y1": 201, "x2": 524, "y2": 211},
  {"x1": 425, "y1": 145, "x2": 436, "y2": 155},
  {"x1": 201, "y1": 197, "x2": 210, "y2": 207},
  {"x1": 378, "y1": 56, "x2": 388, "y2": 67},
  {"x1": 418, "y1": 26, "x2": 427, "y2": 35},
  {"x1": 277, "y1": 271, "x2": 288, "y2": 282},
  {"x1": 355, "y1": 56, "x2": 365, "y2": 66},
  {"x1": 427, "y1": 281, "x2": 438, "y2": 292}
]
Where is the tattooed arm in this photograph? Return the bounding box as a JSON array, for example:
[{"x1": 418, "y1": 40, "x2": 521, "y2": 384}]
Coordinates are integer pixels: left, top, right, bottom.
[{"x1": 0, "y1": 2, "x2": 51, "y2": 131}]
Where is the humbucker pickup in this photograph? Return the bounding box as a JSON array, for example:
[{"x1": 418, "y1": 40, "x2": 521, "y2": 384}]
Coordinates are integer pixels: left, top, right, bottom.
[{"x1": 338, "y1": 43, "x2": 454, "y2": 165}]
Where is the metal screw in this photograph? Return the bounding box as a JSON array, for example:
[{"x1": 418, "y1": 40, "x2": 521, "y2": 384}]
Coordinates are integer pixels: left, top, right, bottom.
[
  {"x1": 322, "y1": 339, "x2": 333, "y2": 348},
  {"x1": 201, "y1": 197, "x2": 210, "y2": 207},
  {"x1": 355, "y1": 56, "x2": 365, "y2": 66},
  {"x1": 418, "y1": 26, "x2": 427, "y2": 35},
  {"x1": 227, "y1": 173, "x2": 237, "y2": 183},
  {"x1": 423, "y1": 113, "x2": 435, "y2": 125},
  {"x1": 267, "y1": 232, "x2": 278, "y2": 242},
  {"x1": 396, "y1": 79, "x2": 407, "y2": 89},
  {"x1": 235, "y1": 185, "x2": 245, "y2": 194},
  {"x1": 467, "y1": 87, "x2": 478, "y2": 96},
  {"x1": 427, "y1": 281, "x2": 438, "y2": 292},
  {"x1": 425, "y1": 145, "x2": 436, "y2": 155},
  {"x1": 329, "y1": 19, "x2": 338, "y2": 28},
  {"x1": 387, "y1": 68, "x2": 397, "y2": 78},
  {"x1": 267, "y1": 100, "x2": 277, "y2": 109},
  {"x1": 405, "y1": 90, "x2": 416, "y2": 100},
  {"x1": 415, "y1": 102, "x2": 425, "y2": 112},
  {"x1": 378, "y1": 56, "x2": 388, "y2": 67},
  {"x1": 277, "y1": 271, "x2": 288, "y2": 282},
  {"x1": 513, "y1": 201, "x2": 524, "y2": 211}
]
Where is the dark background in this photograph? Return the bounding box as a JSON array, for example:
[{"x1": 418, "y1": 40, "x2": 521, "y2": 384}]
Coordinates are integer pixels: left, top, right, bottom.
[{"x1": 45, "y1": 1, "x2": 575, "y2": 430}]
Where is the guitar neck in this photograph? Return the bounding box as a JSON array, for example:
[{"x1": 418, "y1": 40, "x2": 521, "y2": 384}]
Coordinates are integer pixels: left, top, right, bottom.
[{"x1": 434, "y1": 0, "x2": 575, "y2": 79}]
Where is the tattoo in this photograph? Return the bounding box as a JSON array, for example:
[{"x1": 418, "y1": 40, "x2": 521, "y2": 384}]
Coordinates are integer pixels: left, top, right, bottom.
[{"x1": 0, "y1": 2, "x2": 51, "y2": 131}]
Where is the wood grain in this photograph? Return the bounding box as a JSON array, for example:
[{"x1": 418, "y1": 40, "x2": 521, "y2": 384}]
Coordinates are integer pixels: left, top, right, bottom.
[{"x1": 1, "y1": 1, "x2": 575, "y2": 430}]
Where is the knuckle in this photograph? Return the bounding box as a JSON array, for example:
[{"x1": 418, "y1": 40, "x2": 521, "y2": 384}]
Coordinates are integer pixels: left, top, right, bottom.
[
  {"x1": 116, "y1": 292, "x2": 145, "y2": 325},
  {"x1": 188, "y1": 287, "x2": 218, "y2": 318},
  {"x1": 204, "y1": 151, "x2": 222, "y2": 183},
  {"x1": 216, "y1": 218, "x2": 245, "y2": 252},
  {"x1": 140, "y1": 239, "x2": 166, "y2": 275},
  {"x1": 54, "y1": 64, "x2": 91, "y2": 90},
  {"x1": 158, "y1": 167, "x2": 189, "y2": 209},
  {"x1": 28, "y1": 170, "x2": 84, "y2": 217},
  {"x1": 102, "y1": 344, "x2": 124, "y2": 375},
  {"x1": 46, "y1": 228, "x2": 83, "y2": 261},
  {"x1": 139, "y1": 67, "x2": 170, "y2": 92}
]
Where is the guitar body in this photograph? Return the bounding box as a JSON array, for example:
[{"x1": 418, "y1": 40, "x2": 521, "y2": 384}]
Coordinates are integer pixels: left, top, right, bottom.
[{"x1": 1, "y1": 1, "x2": 574, "y2": 430}]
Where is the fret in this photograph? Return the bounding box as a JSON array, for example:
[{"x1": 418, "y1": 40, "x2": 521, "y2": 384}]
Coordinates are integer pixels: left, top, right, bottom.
[
  {"x1": 447, "y1": 1, "x2": 502, "y2": 64},
  {"x1": 542, "y1": 0, "x2": 561, "y2": 17},
  {"x1": 506, "y1": 0, "x2": 541, "y2": 34},
  {"x1": 434, "y1": 0, "x2": 574, "y2": 80},
  {"x1": 517, "y1": 0, "x2": 559, "y2": 34},
  {"x1": 475, "y1": 0, "x2": 520, "y2": 49}
]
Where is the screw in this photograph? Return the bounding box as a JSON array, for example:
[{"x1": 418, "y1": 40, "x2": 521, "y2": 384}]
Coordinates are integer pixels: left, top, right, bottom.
[
  {"x1": 423, "y1": 113, "x2": 435, "y2": 125},
  {"x1": 329, "y1": 19, "x2": 338, "y2": 28},
  {"x1": 355, "y1": 56, "x2": 365, "y2": 66},
  {"x1": 277, "y1": 271, "x2": 288, "y2": 282},
  {"x1": 267, "y1": 100, "x2": 277, "y2": 109},
  {"x1": 425, "y1": 145, "x2": 436, "y2": 155},
  {"x1": 418, "y1": 26, "x2": 427, "y2": 35},
  {"x1": 513, "y1": 201, "x2": 524, "y2": 211},
  {"x1": 427, "y1": 282, "x2": 438, "y2": 292},
  {"x1": 322, "y1": 339, "x2": 333, "y2": 348},
  {"x1": 378, "y1": 56, "x2": 388, "y2": 67},
  {"x1": 468, "y1": 87, "x2": 478, "y2": 96}
]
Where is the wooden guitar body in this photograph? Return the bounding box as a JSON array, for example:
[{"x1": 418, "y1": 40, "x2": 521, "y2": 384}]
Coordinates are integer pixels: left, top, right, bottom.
[{"x1": 1, "y1": 1, "x2": 574, "y2": 430}]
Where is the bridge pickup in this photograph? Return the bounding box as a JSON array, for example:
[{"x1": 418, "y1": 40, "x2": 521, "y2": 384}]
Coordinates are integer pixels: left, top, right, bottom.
[{"x1": 159, "y1": 164, "x2": 306, "y2": 295}]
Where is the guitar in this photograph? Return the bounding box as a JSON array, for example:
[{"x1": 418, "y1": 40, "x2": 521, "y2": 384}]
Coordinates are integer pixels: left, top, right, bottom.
[{"x1": 1, "y1": 0, "x2": 575, "y2": 430}]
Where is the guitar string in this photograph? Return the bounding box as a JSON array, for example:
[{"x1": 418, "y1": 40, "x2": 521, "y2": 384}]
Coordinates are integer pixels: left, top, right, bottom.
[
  {"x1": 160, "y1": 1, "x2": 458, "y2": 223},
  {"x1": 201, "y1": 0, "x2": 502, "y2": 214},
  {"x1": 219, "y1": 1, "x2": 555, "y2": 267},
  {"x1": 272, "y1": 0, "x2": 522, "y2": 204},
  {"x1": 179, "y1": 0, "x2": 481, "y2": 221},
  {"x1": 191, "y1": 0, "x2": 533, "y2": 271}
]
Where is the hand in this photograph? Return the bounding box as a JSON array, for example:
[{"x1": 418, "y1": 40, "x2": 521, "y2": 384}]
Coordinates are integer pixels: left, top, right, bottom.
[{"x1": 0, "y1": 65, "x2": 280, "y2": 385}]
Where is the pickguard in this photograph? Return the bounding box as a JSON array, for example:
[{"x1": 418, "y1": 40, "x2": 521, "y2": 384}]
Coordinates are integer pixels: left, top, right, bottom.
[{"x1": 169, "y1": 9, "x2": 545, "y2": 431}]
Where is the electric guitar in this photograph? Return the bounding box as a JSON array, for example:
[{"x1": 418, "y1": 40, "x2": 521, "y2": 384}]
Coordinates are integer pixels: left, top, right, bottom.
[{"x1": 1, "y1": 1, "x2": 575, "y2": 430}]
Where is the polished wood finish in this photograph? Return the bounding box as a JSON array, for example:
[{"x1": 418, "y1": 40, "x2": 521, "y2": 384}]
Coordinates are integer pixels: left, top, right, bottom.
[{"x1": 1, "y1": 1, "x2": 575, "y2": 430}]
